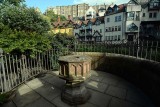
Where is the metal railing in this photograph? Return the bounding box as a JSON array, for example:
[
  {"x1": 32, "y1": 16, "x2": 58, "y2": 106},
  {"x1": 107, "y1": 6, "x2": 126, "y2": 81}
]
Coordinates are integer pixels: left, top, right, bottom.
[
  {"x1": 74, "y1": 41, "x2": 160, "y2": 62},
  {"x1": 1, "y1": 40, "x2": 160, "y2": 93},
  {"x1": 0, "y1": 47, "x2": 70, "y2": 93}
]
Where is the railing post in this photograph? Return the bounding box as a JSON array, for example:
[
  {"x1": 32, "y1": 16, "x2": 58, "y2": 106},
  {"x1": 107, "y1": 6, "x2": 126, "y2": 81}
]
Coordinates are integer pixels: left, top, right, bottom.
[
  {"x1": 137, "y1": 39, "x2": 140, "y2": 58},
  {"x1": 0, "y1": 48, "x2": 7, "y2": 93}
]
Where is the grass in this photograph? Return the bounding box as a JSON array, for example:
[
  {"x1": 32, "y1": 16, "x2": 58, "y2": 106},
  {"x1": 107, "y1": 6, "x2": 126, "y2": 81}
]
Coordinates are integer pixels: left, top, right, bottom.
[{"x1": 0, "y1": 90, "x2": 15, "y2": 104}]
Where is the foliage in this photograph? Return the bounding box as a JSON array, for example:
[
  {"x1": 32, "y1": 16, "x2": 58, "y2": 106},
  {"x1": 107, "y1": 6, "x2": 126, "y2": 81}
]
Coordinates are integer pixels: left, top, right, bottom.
[
  {"x1": 44, "y1": 10, "x2": 67, "y2": 23},
  {"x1": 0, "y1": 90, "x2": 15, "y2": 104},
  {"x1": 51, "y1": 33, "x2": 75, "y2": 49},
  {"x1": 0, "y1": 5, "x2": 51, "y2": 34},
  {"x1": 0, "y1": 93, "x2": 7, "y2": 104},
  {"x1": 0, "y1": 0, "x2": 25, "y2": 6},
  {"x1": 0, "y1": 23, "x2": 52, "y2": 56}
]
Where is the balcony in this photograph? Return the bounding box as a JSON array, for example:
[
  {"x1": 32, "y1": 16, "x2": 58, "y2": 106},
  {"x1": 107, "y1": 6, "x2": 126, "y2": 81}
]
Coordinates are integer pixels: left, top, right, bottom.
[
  {"x1": 86, "y1": 26, "x2": 92, "y2": 30},
  {"x1": 79, "y1": 27, "x2": 85, "y2": 31},
  {"x1": 79, "y1": 33, "x2": 85, "y2": 36},
  {"x1": 1, "y1": 42, "x2": 159, "y2": 107},
  {"x1": 86, "y1": 32, "x2": 92, "y2": 36}
]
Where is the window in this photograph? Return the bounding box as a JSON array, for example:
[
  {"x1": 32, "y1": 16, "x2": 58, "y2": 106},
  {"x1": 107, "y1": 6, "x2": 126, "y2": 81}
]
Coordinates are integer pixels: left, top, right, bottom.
[
  {"x1": 100, "y1": 10, "x2": 104, "y2": 12},
  {"x1": 115, "y1": 16, "x2": 118, "y2": 22},
  {"x1": 100, "y1": 29, "x2": 102, "y2": 33},
  {"x1": 115, "y1": 35, "x2": 117, "y2": 40},
  {"x1": 115, "y1": 26, "x2": 117, "y2": 31},
  {"x1": 118, "y1": 35, "x2": 120, "y2": 41},
  {"x1": 127, "y1": 12, "x2": 134, "y2": 20},
  {"x1": 153, "y1": 12, "x2": 157, "y2": 18},
  {"x1": 69, "y1": 29, "x2": 72, "y2": 32},
  {"x1": 127, "y1": 23, "x2": 138, "y2": 31},
  {"x1": 142, "y1": 13, "x2": 146, "y2": 17},
  {"x1": 114, "y1": 7, "x2": 118, "y2": 12},
  {"x1": 106, "y1": 27, "x2": 108, "y2": 32},
  {"x1": 107, "y1": 18, "x2": 110, "y2": 22},
  {"x1": 149, "y1": 1, "x2": 160, "y2": 9},
  {"x1": 115, "y1": 16, "x2": 121, "y2": 22},
  {"x1": 108, "y1": 27, "x2": 111, "y2": 31},
  {"x1": 149, "y1": 13, "x2": 152, "y2": 18},
  {"x1": 111, "y1": 36, "x2": 114, "y2": 40},
  {"x1": 108, "y1": 36, "x2": 110, "y2": 40},
  {"x1": 108, "y1": 8, "x2": 112, "y2": 13},
  {"x1": 112, "y1": 27, "x2": 114, "y2": 31},
  {"x1": 118, "y1": 26, "x2": 121, "y2": 31},
  {"x1": 118, "y1": 15, "x2": 121, "y2": 21},
  {"x1": 89, "y1": 11, "x2": 92, "y2": 14},
  {"x1": 105, "y1": 36, "x2": 108, "y2": 40}
]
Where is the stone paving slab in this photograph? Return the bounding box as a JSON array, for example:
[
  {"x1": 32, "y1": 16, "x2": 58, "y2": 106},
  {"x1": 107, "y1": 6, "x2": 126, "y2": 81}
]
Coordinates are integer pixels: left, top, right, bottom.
[
  {"x1": 2, "y1": 101, "x2": 16, "y2": 107},
  {"x1": 116, "y1": 80, "x2": 138, "y2": 90},
  {"x1": 77, "y1": 102, "x2": 98, "y2": 107},
  {"x1": 86, "y1": 80, "x2": 108, "y2": 93},
  {"x1": 24, "y1": 97, "x2": 55, "y2": 107},
  {"x1": 108, "y1": 97, "x2": 143, "y2": 107},
  {"x1": 51, "y1": 96, "x2": 74, "y2": 107},
  {"x1": 2, "y1": 70, "x2": 156, "y2": 107},
  {"x1": 126, "y1": 90, "x2": 154, "y2": 107},
  {"x1": 105, "y1": 85, "x2": 127, "y2": 99},
  {"x1": 90, "y1": 75, "x2": 104, "y2": 82},
  {"x1": 88, "y1": 89, "x2": 112, "y2": 107},
  {"x1": 12, "y1": 84, "x2": 41, "y2": 107},
  {"x1": 39, "y1": 73, "x2": 65, "y2": 89},
  {"x1": 101, "y1": 77, "x2": 119, "y2": 86}
]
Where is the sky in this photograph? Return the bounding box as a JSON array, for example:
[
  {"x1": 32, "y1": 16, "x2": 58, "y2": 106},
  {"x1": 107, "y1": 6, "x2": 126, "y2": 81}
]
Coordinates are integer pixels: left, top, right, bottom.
[{"x1": 25, "y1": 0, "x2": 129, "y2": 13}]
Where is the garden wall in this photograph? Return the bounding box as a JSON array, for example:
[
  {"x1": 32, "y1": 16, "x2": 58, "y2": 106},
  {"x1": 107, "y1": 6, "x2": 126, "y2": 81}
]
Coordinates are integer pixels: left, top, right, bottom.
[{"x1": 74, "y1": 52, "x2": 160, "y2": 107}]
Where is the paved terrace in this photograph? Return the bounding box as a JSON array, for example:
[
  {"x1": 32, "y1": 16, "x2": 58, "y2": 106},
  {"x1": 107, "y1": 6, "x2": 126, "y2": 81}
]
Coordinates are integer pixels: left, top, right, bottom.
[{"x1": 2, "y1": 70, "x2": 155, "y2": 107}]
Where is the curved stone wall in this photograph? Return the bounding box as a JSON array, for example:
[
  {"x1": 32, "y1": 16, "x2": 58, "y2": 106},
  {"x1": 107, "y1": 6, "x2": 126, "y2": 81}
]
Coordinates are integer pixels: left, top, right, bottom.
[{"x1": 74, "y1": 52, "x2": 160, "y2": 107}]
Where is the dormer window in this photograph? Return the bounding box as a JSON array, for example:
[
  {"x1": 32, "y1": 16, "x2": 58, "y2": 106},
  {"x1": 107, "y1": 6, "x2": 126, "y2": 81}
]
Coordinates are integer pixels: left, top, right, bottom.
[
  {"x1": 95, "y1": 19, "x2": 101, "y2": 25},
  {"x1": 149, "y1": 0, "x2": 160, "y2": 9},
  {"x1": 89, "y1": 11, "x2": 92, "y2": 14},
  {"x1": 108, "y1": 7, "x2": 113, "y2": 13},
  {"x1": 127, "y1": 12, "x2": 135, "y2": 20},
  {"x1": 127, "y1": 23, "x2": 138, "y2": 31},
  {"x1": 113, "y1": 5, "x2": 118, "y2": 12}
]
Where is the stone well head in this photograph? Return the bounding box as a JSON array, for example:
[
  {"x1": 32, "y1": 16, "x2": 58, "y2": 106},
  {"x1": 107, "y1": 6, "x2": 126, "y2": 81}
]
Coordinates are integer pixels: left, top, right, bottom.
[{"x1": 58, "y1": 55, "x2": 92, "y2": 83}]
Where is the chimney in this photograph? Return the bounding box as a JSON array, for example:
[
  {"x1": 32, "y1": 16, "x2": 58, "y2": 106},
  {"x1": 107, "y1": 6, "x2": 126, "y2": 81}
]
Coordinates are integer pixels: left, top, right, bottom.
[
  {"x1": 57, "y1": 16, "x2": 60, "y2": 23},
  {"x1": 68, "y1": 15, "x2": 72, "y2": 20}
]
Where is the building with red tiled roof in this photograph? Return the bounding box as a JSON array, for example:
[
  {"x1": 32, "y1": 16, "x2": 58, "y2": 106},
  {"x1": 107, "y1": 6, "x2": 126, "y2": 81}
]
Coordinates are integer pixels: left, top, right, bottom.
[
  {"x1": 73, "y1": 0, "x2": 160, "y2": 42},
  {"x1": 51, "y1": 19, "x2": 75, "y2": 36}
]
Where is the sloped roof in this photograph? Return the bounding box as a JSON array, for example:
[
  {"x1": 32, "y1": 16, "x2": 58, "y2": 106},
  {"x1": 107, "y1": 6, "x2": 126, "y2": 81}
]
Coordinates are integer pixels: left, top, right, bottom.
[
  {"x1": 83, "y1": 20, "x2": 89, "y2": 25},
  {"x1": 52, "y1": 20, "x2": 75, "y2": 28},
  {"x1": 90, "y1": 18, "x2": 96, "y2": 24},
  {"x1": 105, "y1": 4, "x2": 126, "y2": 15},
  {"x1": 99, "y1": 16, "x2": 104, "y2": 23}
]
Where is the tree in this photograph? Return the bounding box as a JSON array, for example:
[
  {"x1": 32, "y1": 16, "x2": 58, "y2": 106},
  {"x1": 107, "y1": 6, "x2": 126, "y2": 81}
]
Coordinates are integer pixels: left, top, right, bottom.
[
  {"x1": 0, "y1": 5, "x2": 51, "y2": 33},
  {"x1": 0, "y1": 0, "x2": 25, "y2": 6},
  {"x1": 44, "y1": 10, "x2": 67, "y2": 23},
  {"x1": 0, "y1": 23, "x2": 52, "y2": 55},
  {"x1": 0, "y1": 3, "x2": 52, "y2": 55}
]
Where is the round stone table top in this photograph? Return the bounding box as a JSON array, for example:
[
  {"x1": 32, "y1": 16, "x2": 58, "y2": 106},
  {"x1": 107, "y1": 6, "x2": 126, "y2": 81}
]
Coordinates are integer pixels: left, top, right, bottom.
[{"x1": 58, "y1": 55, "x2": 92, "y2": 63}]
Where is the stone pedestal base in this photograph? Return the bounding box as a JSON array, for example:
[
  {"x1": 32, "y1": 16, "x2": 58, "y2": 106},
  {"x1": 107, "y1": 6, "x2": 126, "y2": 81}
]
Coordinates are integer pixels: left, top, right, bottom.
[{"x1": 61, "y1": 83, "x2": 91, "y2": 105}]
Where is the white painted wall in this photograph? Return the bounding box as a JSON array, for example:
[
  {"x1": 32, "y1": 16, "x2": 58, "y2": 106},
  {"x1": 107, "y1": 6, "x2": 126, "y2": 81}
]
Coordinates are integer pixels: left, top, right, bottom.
[
  {"x1": 85, "y1": 7, "x2": 96, "y2": 20},
  {"x1": 74, "y1": 29, "x2": 80, "y2": 39},
  {"x1": 104, "y1": 12, "x2": 125, "y2": 41},
  {"x1": 92, "y1": 24, "x2": 105, "y2": 41},
  {"x1": 141, "y1": 7, "x2": 160, "y2": 21}
]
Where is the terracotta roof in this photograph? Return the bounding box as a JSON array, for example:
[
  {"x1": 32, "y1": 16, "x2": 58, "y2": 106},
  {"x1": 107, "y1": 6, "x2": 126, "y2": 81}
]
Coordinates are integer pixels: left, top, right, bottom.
[
  {"x1": 99, "y1": 16, "x2": 104, "y2": 23},
  {"x1": 90, "y1": 18, "x2": 96, "y2": 23},
  {"x1": 83, "y1": 20, "x2": 89, "y2": 25},
  {"x1": 105, "y1": 4, "x2": 126, "y2": 15},
  {"x1": 52, "y1": 20, "x2": 74, "y2": 28}
]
